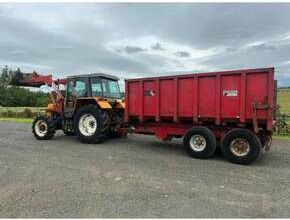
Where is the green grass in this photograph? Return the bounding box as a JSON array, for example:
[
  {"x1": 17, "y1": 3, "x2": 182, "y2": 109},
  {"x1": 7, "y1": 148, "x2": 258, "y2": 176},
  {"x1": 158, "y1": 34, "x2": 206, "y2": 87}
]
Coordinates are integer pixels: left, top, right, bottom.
[
  {"x1": 277, "y1": 89, "x2": 290, "y2": 115},
  {"x1": 273, "y1": 134, "x2": 290, "y2": 140},
  {"x1": 0, "y1": 117, "x2": 33, "y2": 123}
]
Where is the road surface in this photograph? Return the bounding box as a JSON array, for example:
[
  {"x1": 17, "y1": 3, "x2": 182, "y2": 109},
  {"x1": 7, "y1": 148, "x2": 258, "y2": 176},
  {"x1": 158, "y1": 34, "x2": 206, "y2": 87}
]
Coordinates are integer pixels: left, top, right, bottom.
[{"x1": 0, "y1": 122, "x2": 290, "y2": 217}]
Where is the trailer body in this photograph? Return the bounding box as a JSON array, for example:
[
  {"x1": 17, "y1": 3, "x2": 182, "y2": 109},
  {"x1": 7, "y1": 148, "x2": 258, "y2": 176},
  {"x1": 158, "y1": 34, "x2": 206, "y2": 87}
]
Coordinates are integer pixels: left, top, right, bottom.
[{"x1": 124, "y1": 68, "x2": 275, "y2": 163}]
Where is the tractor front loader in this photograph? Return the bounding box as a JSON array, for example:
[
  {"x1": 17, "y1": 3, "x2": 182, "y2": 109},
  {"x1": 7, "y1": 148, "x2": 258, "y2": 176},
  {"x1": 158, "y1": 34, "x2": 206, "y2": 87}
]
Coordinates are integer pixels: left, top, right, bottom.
[{"x1": 8, "y1": 69, "x2": 125, "y2": 143}]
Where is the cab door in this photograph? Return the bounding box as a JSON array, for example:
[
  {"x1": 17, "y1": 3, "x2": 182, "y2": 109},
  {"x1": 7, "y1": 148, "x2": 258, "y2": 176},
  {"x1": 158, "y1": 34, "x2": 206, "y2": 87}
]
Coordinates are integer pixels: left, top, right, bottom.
[{"x1": 64, "y1": 77, "x2": 89, "y2": 116}]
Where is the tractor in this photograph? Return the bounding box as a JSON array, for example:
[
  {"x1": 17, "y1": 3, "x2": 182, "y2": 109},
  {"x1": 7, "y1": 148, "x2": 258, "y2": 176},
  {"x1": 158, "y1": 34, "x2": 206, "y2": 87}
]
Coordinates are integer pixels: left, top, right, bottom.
[{"x1": 9, "y1": 70, "x2": 125, "y2": 143}]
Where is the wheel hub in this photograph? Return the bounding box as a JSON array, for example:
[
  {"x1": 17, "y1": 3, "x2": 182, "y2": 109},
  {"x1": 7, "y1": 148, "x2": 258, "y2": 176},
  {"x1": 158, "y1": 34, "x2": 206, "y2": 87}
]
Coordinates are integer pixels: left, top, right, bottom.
[
  {"x1": 34, "y1": 120, "x2": 48, "y2": 137},
  {"x1": 78, "y1": 114, "x2": 97, "y2": 136},
  {"x1": 39, "y1": 124, "x2": 46, "y2": 131},
  {"x1": 230, "y1": 138, "x2": 250, "y2": 157},
  {"x1": 189, "y1": 134, "x2": 207, "y2": 152}
]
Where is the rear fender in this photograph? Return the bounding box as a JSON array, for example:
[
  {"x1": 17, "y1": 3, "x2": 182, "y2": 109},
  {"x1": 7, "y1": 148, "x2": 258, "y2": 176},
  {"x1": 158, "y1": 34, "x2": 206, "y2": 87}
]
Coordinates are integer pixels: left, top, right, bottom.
[
  {"x1": 75, "y1": 98, "x2": 112, "y2": 112},
  {"x1": 115, "y1": 101, "x2": 125, "y2": 109}
]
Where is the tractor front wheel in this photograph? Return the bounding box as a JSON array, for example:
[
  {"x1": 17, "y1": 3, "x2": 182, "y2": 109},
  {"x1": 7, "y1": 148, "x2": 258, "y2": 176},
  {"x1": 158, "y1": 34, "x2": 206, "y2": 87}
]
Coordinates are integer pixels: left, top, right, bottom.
[{"x1": 32, "y1": 115, "x2": 56, "y2": 140}]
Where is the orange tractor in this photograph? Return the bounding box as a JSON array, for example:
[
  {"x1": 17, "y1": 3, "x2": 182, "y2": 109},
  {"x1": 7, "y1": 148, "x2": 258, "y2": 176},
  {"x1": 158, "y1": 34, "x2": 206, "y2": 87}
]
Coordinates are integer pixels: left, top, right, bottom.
[{"x1": 9, "y1": 70, "x2": 125, "y2": 143}]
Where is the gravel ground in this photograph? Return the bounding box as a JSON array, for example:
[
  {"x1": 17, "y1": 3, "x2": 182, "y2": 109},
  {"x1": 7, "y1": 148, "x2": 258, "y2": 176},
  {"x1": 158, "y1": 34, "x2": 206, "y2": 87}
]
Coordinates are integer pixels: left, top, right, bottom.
[{"x1": 0, "y1": 122, "x2": 290, "y2": 218}]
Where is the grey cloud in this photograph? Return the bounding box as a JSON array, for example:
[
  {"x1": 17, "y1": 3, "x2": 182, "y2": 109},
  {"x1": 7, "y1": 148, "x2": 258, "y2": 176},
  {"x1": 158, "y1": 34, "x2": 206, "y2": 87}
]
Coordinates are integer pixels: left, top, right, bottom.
[
  {"x1": 247, "y1": 43, "x2": 278, "y2": 52},
  {"x1": 203, "y1": 42, "x2": 290, "y2": 69},
  {"x1": 174, "y1": 51, "x2": 191, "y2": 58},
  {"x1": 114, "y1": 48, "x2": 122, "y2": 53},
  {"x1": 0, "y1": 3, "x2": 290, "y2": 85},
  {"x1": 276, "y1": 64, "x2": 290, "y2": 86},
  {"x1": 9, "y1": 49, "x2": 27, "y2": 55},
  {"x1": 103, "y1": 3, "x2": 290, "y2": 50},
  {"x1": 0, "y1": 11, "x2": 152, "y2": 76},
  {"x1": 53, "y1": 45, "x2": 73, "y2": 51},
  {"x1": 124, "y1": 45, "x2": 147, "y2": 54},
  {"x1": 151, "y1": 43, "x2": 164, "y2": 51},
  {"x1": 114, "y1": 45, "x2": 147, "y2": 54},
  {"x1": 225, "y1": 47, "x2": 238, "y2": 52}
]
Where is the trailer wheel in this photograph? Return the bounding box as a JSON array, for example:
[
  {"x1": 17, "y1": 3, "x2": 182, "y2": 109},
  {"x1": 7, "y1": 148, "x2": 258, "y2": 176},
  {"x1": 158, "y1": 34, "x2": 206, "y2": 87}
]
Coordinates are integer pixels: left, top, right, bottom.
[
  {"x1": 221, "y1": 129, "x2": 261, "y2": 165},
  {"x1": 32, "y1": 115, "x2": 56, "y2": 140},
  {"x1": 74, "y1": 105, "x2": 110, "y2": 144},
  {"x1": 183, "y1": 126, "x2": 216, "y2": 159}
]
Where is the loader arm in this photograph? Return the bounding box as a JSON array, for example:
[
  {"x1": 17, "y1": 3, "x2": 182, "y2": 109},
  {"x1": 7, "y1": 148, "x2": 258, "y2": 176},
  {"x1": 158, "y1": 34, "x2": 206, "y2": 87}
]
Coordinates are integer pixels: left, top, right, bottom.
[
  {"x1": 8, "y1": 69, "x2": 67, "y2": 116},
  {"x1": 8, "y1": 69, "x2": 67, "y2": 87}
]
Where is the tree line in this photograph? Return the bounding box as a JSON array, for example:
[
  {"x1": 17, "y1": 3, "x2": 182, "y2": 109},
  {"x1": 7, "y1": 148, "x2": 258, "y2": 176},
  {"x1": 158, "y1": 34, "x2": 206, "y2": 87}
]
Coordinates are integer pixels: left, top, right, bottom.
[{"x1": 0, "y1": 66, "x2": 50, "y2": 107}]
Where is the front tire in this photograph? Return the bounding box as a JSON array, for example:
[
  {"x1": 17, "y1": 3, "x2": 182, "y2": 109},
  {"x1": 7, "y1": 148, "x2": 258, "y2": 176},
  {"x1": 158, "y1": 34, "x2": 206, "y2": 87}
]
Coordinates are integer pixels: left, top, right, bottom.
[
  {"x1": 74, "y1": 105, "x2": 109, "y2": 144},
  {"x1": 32, "y1": 115, "x2": 56, "y2": 140},
  {"x1": 183, "y1": 126, "x2": 217, "y2": 159},
  {"x1": 221, "y1": 128, "x2": 261, "y2": 165}
]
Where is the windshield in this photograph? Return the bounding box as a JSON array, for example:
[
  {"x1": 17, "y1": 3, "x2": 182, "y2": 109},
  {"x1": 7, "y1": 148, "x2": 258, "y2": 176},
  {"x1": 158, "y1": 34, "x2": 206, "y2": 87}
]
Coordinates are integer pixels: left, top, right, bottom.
[{"x1": 101, "y1": 78, "x2": 121, "y2": 98}]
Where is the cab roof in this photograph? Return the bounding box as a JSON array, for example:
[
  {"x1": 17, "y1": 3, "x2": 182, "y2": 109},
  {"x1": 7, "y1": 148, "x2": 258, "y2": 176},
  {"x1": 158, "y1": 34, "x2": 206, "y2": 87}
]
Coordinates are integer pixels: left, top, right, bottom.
[{"x1": 67, "y1": 73, "x2": 119, "y2": 81}]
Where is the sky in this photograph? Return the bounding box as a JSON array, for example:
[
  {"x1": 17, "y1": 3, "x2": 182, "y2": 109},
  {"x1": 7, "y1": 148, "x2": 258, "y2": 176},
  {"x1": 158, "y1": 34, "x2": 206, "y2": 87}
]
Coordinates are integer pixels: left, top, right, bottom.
[{"x1": 0, "y1": 3, "x2": 290, "y2": 88}]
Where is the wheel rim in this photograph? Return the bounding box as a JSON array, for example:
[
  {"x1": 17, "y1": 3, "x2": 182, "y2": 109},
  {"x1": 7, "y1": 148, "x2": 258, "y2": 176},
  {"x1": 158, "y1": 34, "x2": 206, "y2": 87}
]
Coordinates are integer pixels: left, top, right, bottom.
[
  {"x1": 189, "y1": 134, "x2": 207, "y2": 152},
  {"x1": 78, "y1": 114, "x2": 97, "y2": 136},
  {"x1": 230, "y1": 138, "x2": 250, "y2": 157},
  {"x1": 34, "y1": 120, "x2": 48, "y2": 137}
]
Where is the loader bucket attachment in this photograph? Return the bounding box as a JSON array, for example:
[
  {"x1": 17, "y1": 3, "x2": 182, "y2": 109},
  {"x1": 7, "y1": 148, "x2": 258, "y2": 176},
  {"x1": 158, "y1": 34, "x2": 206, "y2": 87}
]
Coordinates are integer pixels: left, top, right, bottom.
[
  {"x1": 9, "y1": 70, "x2": 26, "y2": 86},
  {"x1": 8, "y1": 69, "x2": 53, "y2": 87}
]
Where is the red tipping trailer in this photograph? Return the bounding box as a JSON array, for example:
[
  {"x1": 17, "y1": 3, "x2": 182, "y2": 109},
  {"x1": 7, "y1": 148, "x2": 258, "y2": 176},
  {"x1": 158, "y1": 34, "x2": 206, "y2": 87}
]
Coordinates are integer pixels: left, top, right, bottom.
[{"x1": 124, "y1": 67, "x2": 276, "y2": 164}]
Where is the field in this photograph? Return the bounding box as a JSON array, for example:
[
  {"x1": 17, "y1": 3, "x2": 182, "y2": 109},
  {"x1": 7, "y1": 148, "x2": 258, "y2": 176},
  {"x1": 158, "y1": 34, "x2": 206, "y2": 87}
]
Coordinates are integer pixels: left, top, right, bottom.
[
  {"x1": 0, "y1": 107, "x2": 44, "y2": 118},
  {"x1": 0, "y1": 107, "x2": 44, "y2": 113},
  {"x1": 277, "y1": 89, "x2": 290, "y2": 115}
]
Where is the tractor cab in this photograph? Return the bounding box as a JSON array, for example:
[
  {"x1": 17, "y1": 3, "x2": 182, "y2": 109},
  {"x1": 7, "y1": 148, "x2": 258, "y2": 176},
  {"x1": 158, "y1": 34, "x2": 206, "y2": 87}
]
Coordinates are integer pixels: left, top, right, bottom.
[
  {"x1": 64, "y1": 73, "x2": 124, "y2": 117},
  {"x1": 65, "y1": 73, "x2": 122, "y2": 109}
]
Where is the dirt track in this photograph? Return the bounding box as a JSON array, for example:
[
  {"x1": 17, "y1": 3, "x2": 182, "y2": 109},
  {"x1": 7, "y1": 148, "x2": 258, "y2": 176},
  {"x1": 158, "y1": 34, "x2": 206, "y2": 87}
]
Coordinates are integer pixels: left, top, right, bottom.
[{"x1": 0, "y1": 121, "x2": 290, "y2": 218}]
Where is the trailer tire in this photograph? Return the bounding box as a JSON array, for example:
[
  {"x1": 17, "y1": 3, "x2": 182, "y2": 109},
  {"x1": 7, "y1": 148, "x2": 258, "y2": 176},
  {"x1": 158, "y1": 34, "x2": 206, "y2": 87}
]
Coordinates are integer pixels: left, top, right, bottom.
[
  {"x1": 74, "y1": 104, "x2": 109, "y2": 144},
  {"x1": 183, "y1": 126, "x2": 216, "y2": 159},
  {"x1": 32, "y1": 115, "x2": 56, "y2": 140},
  {"x1": 221, "y1": 128, "x2": 261, "y2": 165}
]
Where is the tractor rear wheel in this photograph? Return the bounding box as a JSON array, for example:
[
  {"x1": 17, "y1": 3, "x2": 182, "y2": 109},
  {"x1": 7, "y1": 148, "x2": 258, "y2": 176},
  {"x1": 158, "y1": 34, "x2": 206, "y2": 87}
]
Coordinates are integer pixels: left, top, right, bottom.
[
  {"x1": 32, "y1": 115, "x2": 56, "y2": 140},
  {"x1": 74, "y1": 105, "x2": 110, "y2": 144}
]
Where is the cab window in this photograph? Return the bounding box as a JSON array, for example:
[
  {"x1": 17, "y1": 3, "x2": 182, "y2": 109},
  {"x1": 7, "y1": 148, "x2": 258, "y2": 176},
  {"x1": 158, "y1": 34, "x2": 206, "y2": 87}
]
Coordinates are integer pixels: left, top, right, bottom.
[
  {"x1": 101, "y1": 79, "x2": 121, "y2": 98},
  {"x1": 91, "y1": 78, "x2": 103, "y2": 97},
  {"x1": 67, "y1": 79, "x2": 87, "y2": 99}
]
